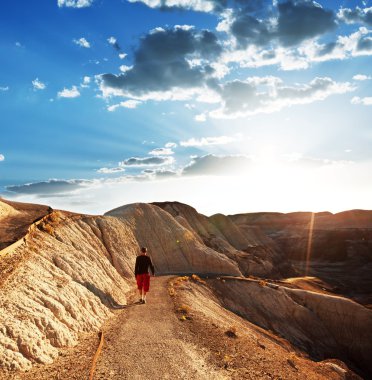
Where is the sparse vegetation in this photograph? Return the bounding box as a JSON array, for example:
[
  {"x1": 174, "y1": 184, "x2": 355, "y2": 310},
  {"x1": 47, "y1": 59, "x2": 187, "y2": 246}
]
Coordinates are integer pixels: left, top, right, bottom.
[
  {"x1": 177, "y1": 304, "x2": 190, "y2": 314},
  {"x1": 48, "y1": 211, "x2": 62, "y2": 223},
  {"x1": 223, "y1": 354, "x2": 233, "y2": 368},
  {"x1": 38, "y1": 221, "x2": 55, "y2": 236},
  {"x1": 36, "y1": 212, "x2": 64, "y2": 237},
  {"x1": 258, "y1": 280, "x2": 267, "y2": 287},
  {"x1": 168, "y1": 282, "x2": 176, "y2": 297},
  {"x1": 191, "y1": 274, "x2": 206, "y2": 285},
  {"x1": 176, "y1": 304, "x2": 192, "y2": 321}
]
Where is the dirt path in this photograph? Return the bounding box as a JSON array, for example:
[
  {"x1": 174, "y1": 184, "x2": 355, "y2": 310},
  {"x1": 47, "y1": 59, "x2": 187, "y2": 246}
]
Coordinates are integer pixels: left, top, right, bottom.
[{"x1": 94, "y1": 276, "x2": 227, "y2": 380}]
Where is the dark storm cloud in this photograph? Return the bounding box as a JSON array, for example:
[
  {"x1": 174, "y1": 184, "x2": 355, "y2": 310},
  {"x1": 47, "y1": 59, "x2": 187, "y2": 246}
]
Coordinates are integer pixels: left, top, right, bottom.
[
  {"x1": 100, "y1": 27, "x2": 222, "y2": 96},
  {"x1": 276, "y1": 1, "x2": 336, "y2": 47},
  {"x1": 6, "y1": 179, "x2": 87, "y2": 195},
  {"x1": 182, "y1": 154, "x2": 251, "y2": 176},
  {"x1": 338, "y1": 7, "x2": 372, "y2": 27},
  {"x1": 120, "y1": 156, "x2": 172, "y2": 166}
]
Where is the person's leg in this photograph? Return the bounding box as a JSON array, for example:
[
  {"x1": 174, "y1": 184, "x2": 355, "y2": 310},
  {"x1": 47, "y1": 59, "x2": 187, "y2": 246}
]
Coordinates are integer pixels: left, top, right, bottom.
[
  {"x1": 136, "y1": 275, "x2": 144, "y2": 301},
  {"x1": 142, "y1": 274, "x2": 150, "y2": 303}
]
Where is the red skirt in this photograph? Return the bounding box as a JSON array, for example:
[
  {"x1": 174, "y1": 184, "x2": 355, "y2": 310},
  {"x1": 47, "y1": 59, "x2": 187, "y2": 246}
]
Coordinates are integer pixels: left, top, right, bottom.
[{"x1": 136, "y1": 274, "x2": 150, "y2": 292}]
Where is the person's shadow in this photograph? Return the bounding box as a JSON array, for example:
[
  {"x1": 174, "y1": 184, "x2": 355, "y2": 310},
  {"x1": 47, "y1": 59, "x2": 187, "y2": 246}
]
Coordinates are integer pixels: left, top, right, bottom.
[{"x1": 77, "y1": 281, "x2": 142, "y2": 309}]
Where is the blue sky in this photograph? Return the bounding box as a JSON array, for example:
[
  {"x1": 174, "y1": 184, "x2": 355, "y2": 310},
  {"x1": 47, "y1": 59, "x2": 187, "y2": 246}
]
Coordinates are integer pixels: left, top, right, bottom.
[{"x1": 0, "y1": 0, "x2": 371, "y2": 215}]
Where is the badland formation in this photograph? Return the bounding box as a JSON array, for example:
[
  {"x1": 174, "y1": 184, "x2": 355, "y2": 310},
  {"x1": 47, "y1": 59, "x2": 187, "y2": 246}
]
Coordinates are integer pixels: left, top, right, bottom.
[{"x1": 0, "y1": 198, "x2": 371, "y2": 379}]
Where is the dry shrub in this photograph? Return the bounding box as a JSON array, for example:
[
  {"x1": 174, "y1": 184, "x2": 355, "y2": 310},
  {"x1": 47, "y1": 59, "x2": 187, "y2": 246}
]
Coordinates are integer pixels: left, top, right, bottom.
[
  {"x1": 176, "y1": 276, "x2": 189, "y2": 283},
  {"x1": 177, "y1": 304, "x2": 190, "y2": 315},
  {"x1": 168, "y1": 282, "x2": 176, "y2": 297},
  {"x1": 258, "y1": 280, "x2": 267, "y2": 287},
  {"x1": 191, "y1": 274, "x2": 206, "y2": 285},
  {"x1": 173, "y1": 276, "x2": 190, "y2": 290},
  {"x1": 48, "y1": 211, "x2": 62, "y2": 223},
  {"x1": 38, "y1": 222, "x2": 54, "y2": 236}
]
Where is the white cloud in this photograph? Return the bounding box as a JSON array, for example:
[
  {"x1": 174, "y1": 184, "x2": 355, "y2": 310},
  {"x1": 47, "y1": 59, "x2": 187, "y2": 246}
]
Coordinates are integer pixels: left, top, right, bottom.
[
  {"x1": 0, "y1": 86, "x2": 9, "y2": 92},
  {"x1": 180, "y1": 136, "x2": 238, "y2": 147},
  {"x1": 195, "y1": 113, "x2": 207, "y2": 122},
  {"x1": 73, "y1": 37, "x2": 90, "y2": 48},
  {"x1": 119, "y1": 53, "x2": 127, "y2": 60},
  {"x1": 81, "y1": 76, "x2": 91, "y2": 87},
  {"x1": 351, "y1": 96, "x2": 372, "y2": 105},
  {"x1": 119, "y1": 65, "x2": 132, "y2": 73},
  {"x1": 127, "y1": 0, "x2": 216, "y2": 12},
  {"x1": 0, "y1": 154, "x2": 4, "y2": 161},
  {"x1": 219, "y1": 26, "x2": 372, "y2": 72},
  {"x1": 149, "y1": 148, "x2": 174, "y2": 156},
  {"x1": 209, "y1": 76, "x2": 355, "y2": 119},
  {"x1": 57, "y1": 85, "x2": 80, "y2": 98},
  {"x1": 353, "y1": 74, "x2": 372, "y2": 80},
  {"x1": 57, "y1": 0, "x2": 94, "y2": 8},
  {"x1": 107, "y1": 99, "x2": 141, "y2": 111},
  {"x1": 32, "y1": 78, "x2": 46, "y2": 90},
  {"x1": 165, "y1": 142, "x2": 177, "y2": 148},
  {"x1": 107, "y1": 36, "x2": 117, "y2": 45},
  {"x1": 97, "y1": 167, "x2": 125, "y2": 174},
  {"x1": 119, "y1": 156, "x2": 174, "y2": 166}
]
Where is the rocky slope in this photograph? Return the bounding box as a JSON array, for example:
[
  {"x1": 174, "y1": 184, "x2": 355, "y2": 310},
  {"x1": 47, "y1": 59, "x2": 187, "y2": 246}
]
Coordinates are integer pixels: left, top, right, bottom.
[{"x1": 211, "y1": 277, "x2": 372, "y2": 378}]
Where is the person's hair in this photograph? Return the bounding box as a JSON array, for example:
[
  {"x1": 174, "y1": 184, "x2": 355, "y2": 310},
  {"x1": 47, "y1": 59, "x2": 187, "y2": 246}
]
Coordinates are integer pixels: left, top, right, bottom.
[{"x1": 141, "y1": 247, "x2": 147, "y2": 254}]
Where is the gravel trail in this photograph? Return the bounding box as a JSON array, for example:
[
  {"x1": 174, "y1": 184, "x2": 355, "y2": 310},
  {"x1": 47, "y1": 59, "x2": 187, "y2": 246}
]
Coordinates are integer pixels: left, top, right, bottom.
[{"x1": 94, "y1": 276, "x2": 227, "y2": 380}]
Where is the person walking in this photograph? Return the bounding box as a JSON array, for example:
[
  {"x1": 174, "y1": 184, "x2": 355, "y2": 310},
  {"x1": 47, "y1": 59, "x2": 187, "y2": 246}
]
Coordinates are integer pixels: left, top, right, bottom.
[{"x1": 135, "y1": 247, "x2": 155, "y2": 304}]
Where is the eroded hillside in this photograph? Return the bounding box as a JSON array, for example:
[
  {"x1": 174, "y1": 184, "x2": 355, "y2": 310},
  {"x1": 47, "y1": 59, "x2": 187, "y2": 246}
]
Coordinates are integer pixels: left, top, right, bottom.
[{"x1": 0, "y1": 199, "x2": 371, "y2": 378}]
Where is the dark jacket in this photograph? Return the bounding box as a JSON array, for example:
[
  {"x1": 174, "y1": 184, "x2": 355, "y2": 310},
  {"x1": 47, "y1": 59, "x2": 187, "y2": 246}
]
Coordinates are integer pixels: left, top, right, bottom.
[{"x1": 135, "y1": 254, "x2": 155, "y2": 276}]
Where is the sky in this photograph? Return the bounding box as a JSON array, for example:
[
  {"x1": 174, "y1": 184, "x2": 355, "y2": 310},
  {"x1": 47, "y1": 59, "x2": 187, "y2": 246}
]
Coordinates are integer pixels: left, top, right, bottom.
[{"x1": 0, "y1": 0, "x2": 371, "y2": 216}]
